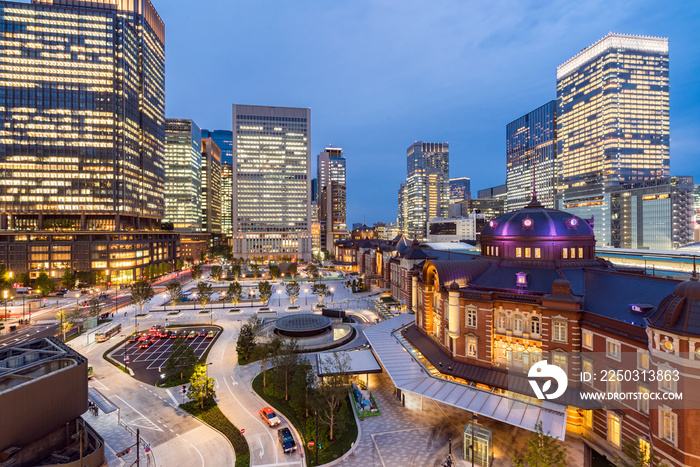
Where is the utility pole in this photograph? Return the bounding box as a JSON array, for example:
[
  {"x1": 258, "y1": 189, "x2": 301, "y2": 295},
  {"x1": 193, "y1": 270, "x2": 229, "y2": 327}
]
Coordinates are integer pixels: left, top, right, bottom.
[{"x1": 136, "y1": 428, "x2": 140, "y2": 467}]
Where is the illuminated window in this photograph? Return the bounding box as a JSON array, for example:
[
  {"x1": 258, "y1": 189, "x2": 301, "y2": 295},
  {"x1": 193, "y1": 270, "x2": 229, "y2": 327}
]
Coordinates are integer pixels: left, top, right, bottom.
[
  {"x1": 570, "y1": 248, "x2": 576, "y2": 259},
  {"x1": 578, "y1": 247, "x2": 584, "y2": 258},
  {"x1": 513, "y1": 314, "x2": 523, "y2": 333},
  {"x1": 607, "y1": 370, "x2": 621, "y2": 394},
  {"x1": 638, "y1": 438, "x2": 651, "y2": 465},
  {"x1": 534, "y1": 248, "x2": 541, "y2": 258},
  {"x1": 467, "y1": 336, "x2": 477, "y2": 358},
  {"x1": 606, "y1": 339, "x2": 621, "y2": 361},
  {"x1": 660, "y1": 408, "x2": 677, "y2": 446},
  {"x1": 466, "y1": 308, "x2": 477, "y2": 328},
  {"x1": 495, "y1": 246, "x2": 499, "y2": 256},
  {"x1": 582, "y1": 358, "x2": 593, "y2": 386},
  {"x1": 552, "y1": 352, "x2": 567, "y2": 372},
  {"x1": 638, "y1": 385, "x2": 650, "y2": 414},
  {"x1": 582, "y1": 330, "x2": 593, "y2": 350},
  {"x1": 525, "y1": 248, "x2": 531, "y2": 258},
  {"x1": 607, "y1": 412, "x2": 621, "y2": 448},
  {"x1": 562, "y1": 248, "x2": 568, "y2": 259},
  {"x1": 530, "y1": 317, "x2": 540, "y2": 335},
  {"x1": 516, "y1": 247, "x2": 522, "y2": 258},
  {"x1": 638, "y1": 351, "x2": 649, "y2": 370},
  {"x1": 583, "y1": 410, "x2": 593, "y2": 429}
]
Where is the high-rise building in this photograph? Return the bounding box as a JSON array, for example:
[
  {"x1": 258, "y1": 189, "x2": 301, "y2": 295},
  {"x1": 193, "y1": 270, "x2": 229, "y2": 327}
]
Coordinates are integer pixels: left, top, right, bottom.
[
  {"x1": 201, "y1": 129, "x2": 233, "y2": 164},
  {"x1": 405, "y1": 142, "x2": 449, "y2": 240},
  {"x1": 556, "y1": 33, "x2": 670, "y2": 245},
  {"x1": 449, "y1": 177, "x2": 471, "y2": 203},
  {"x1": 311, "y1": 178, "x2": 318, "y2": 204},
  {"x1": 231, "y1": 105, "x2": 311, "y2": 261},
  {"x1": 0, "y1": 0, "x2": 166, "y2": 232},
  {"x1": 398, "y1": 182, "x2": 407, "y2": 235},
  {"x1": 506, "y1": 101, "x2": 557, "y2": 211},
  {"x1": 164, "y1": 119, "x2": 202, "y2": 231},
  {"x1": 221, "y1": 163, "x2": 233, "y2": 237},
  {"x1": 0, "y1": 0, "x2": 177, "y2": 283},
  {"x1": 477, "y1": 184, "x2": 508, "y2": 201},
  {"x1": 317, "y1": 147, "x2": 347, "y2": 252},
  {"x1": 610, "y1": 176, "x2": 693, "y2": 250},
  {"x1": 201, "y1": 138, "x2": 222, "y2": 235},
  {"x1": 320, "y1": 181, "x2": 347, "y2": 252}
]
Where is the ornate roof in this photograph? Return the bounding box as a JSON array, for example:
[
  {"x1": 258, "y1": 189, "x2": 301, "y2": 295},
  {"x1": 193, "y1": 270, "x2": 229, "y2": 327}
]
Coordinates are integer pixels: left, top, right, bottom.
[
  {"x1": 645, "y1": 278, "x2": 700, "y2": 335},
  {"x1": 423, "y1": 259, "x2": 491, "y2": 288}
]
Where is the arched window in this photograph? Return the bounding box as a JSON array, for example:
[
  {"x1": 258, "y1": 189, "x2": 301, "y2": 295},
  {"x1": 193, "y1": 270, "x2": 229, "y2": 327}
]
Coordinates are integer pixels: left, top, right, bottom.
[
  {"x1": 496, "y1": 312, "x2": 506, "y2": 331},
  {"x1": 530, "y1": 316, "x2": 540, "y2": 335},
  {"x1": 513, "y1": 314, "x2": 523, "y2": 333}
]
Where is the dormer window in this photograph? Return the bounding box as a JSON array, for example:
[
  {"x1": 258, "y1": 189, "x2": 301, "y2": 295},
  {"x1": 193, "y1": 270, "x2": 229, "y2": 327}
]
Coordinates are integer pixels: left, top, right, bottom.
[
  {"x1": 516, "y1": 271, "x2": 528, "y2": 287},
  {"x1": 522, "y1": 217, "x2": 534, "y2": 230},
  {"x1": 489, "y1": 220, "x2": 498, "y2": 229},
  {"x1": 565, "y1": 217, "x2": 579, "y2": 230}
]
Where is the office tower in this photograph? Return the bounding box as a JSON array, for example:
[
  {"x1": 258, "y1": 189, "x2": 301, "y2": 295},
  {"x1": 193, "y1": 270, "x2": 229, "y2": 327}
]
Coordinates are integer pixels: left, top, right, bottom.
[
  {"x1": 506, "y1": 101, "x2": 557, "y2": 210},
  {"x1": 610, "y1": 176, "x2": 693, "y2": 250},
  {"x1": 398, "y1": 183, "x2": 407, "y2": 235},
  {"x1": 317, "y1": 147, "x2": 347, "y2": 252},
  {"x1": 231, "y1": 105, "x2": 311, "y2": 262},
  {"x1": 200, "y1": 129, "x2": 233, "y2": 164},
  {"x1": 221, "y1": 163, "x2": 233, "y2": 237},
  {"x1": 311, "y1": 178, "x2": 318, "y2": 204},
  {"x1": 557, "y1": 33, "x2": 669, "y2": 245},
  {"x1": 0, "y1": 0, "x2": 177, "y2": 283},
  {"x1": 477, "y1": 184, "x2": 508, "y2": 201},
  {"x1": 449, "y1": 178, "x2": 471, "y2": 203},
  {"x1": 405, "y1": 142, "x2": 449, "y2": 240},
  {"x1": 201, "y1": 138, "x2": 222, "y2": 235},
  {"x1": 320, "y1": 181, "x2": 347, "y2": 252},
  {"x1": 164, "y1": 119, "x2": 202, "y2": 231}
]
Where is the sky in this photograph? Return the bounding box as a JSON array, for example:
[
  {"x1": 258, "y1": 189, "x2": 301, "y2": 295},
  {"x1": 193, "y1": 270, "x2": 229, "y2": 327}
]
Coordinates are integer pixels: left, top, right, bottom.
[{"x1": 159, "y1": 0, "x2": 700, "y2": 226}]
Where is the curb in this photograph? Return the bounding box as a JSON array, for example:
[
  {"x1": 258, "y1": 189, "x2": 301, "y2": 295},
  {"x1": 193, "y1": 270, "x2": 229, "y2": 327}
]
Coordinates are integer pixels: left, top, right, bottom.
[
  {"x1": 320, "y1": 393, "x2": 362, "y2": 467},
  {"x1": 177, "y1": 403, "x2": 238, "y2": 464}
]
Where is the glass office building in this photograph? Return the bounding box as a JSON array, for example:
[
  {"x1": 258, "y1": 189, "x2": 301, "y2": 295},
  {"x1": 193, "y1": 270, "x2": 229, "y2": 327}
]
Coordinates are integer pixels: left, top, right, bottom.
[
  {"x1": 405, "y1": 142, "x2": 449, "y2": 241},
  {"x1": 317, "y1": 147, "x2": 347, "y2": 252},
  {"x1": 449, "y1": 177, "x2": 471, "y2": 203},
  {"x1": 317, "y1": 147, "x2": 346, "y2": 189},
  {"x1": 506, "y1": 101, "x2": 556, "y2": 211},
  {"x1": 201, "y1": 137, "x2": 221, "y2": 235},
  {"x1": 231, "y1": 105, "x2": 311, "y2": 261},
  {"x1": 164, "y1": 119, "x2": 202, "y2": 232},
  {"x1": 221, "y1": 162, "x2": 232, "y2": 237},
  {"x1": 0, "y1": 0, "x2": 166, "y2": 232},
  {"x1": 201, "y1": 129, "x2": 232, "y2": 165},
  {"x1": 556, "y1": 33, "x2": 669, "y2": 245}
]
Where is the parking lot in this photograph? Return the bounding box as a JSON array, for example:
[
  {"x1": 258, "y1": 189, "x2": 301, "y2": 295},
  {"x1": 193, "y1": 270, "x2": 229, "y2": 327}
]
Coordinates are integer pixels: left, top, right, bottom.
[{"x1": 109, "y1": 326, "x2": 219, "y2": 384}]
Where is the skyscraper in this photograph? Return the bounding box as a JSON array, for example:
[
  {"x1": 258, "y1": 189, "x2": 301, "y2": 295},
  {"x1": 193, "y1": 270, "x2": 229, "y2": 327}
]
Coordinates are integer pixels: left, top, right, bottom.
[
  {"x1": 405, "y1": 142, "x2": 449, "y2": 240},
  {"x1": 449, "y1": 178, "x2": 471, "y2": 203},
  {"x1": 201, "y1": 138, "x2": 222, "y2": 235},
  {"x1": 506, "y1": 101, "x2": 557, "y2": 211},
  {"x1": 0, "y1": 0, "x2": 166, "y2": 232},
  {"x1": 201, "y1": 129, "x2": 233, "y2": 239},
  {"x1": 317, "y1": 147, "x2": 347, "y2": 252},
  {"x1": 0, "y1": 0, "x2": 178, "y2": 283},
  {"x1": 556, "y1": 33, "x2": 669, "y2": 245},
  {"x1": 398, "y1": 182, "x2": 407, "y2": 235},
  {"x1": 164, "y1": 119, "x2": 202, "y2": 231},
  {"x1": 200, "y1": 129, "x2": 233, "y2": 164},
  {"x1": 231, "y1": 105, "x2": 311, "y2": 261}
]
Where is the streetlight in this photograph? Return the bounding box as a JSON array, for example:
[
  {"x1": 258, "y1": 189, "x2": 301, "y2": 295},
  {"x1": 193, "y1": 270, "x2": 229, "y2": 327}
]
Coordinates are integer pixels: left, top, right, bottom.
[
  {"x1": 330, "y1": 287, "x2": 334, "y2": 302},
  {"x1": 249, "y1": 289, "x2": 254, "y2": 308},
  {"x1": 304, "y1": 288, "x2": 308, "y2": 306},
  {"x1": 277, "y1": 289, "x2": 281, "y2": 307}
]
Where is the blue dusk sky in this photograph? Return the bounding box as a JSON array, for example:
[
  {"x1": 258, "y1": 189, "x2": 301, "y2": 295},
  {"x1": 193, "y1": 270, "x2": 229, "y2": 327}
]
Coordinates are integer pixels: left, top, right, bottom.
[{"x1": 160, "y1": 0, "x2": 700, "y2": 226}]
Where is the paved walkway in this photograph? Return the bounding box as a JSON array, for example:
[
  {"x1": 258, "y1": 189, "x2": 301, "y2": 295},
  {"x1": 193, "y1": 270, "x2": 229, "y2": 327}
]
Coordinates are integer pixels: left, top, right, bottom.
[
  {"x1": 338, "y1": 372, "x2": 584, "y2": 467},
  {"x1": 83, "y1": 407, "x2": 156, "y2": 467}
]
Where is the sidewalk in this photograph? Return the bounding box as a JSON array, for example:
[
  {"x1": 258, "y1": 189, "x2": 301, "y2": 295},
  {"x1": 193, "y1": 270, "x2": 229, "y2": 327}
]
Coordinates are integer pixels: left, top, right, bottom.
[{"x1": 83, "y1": 408, "x2": 155, "y2": 467}]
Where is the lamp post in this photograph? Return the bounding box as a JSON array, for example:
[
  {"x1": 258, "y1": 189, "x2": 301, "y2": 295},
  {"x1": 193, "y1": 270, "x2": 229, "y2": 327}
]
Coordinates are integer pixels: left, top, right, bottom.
[
  {"x1": 277, "y1": 289, "x2": 281, "y2": 307},
  {"x1": 249, "y1": 289, "x2": 254, "y2": 308},
  {"x1": 330, "y1": 287, "x2": 334, "y2": 303},
  {"x1": 3, "y1": 290, "x2": 7, "y2": 321},
  {"x1": 304, "y1": 288, "x2": 308, "y2": 306},
  {"x1": 471, "y1": 413, "x2": 478, "y2": 467}
]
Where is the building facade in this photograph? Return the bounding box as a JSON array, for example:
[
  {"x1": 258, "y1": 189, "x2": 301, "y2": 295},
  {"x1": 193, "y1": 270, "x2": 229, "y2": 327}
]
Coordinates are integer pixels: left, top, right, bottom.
[
  {"x1": 405, "y1": 142, "x2": 450, "y2": 241},
  {"x1": 610, "y1": 176, "x2": 694, "y2": 250},
  {"x1": 231, "y1": 105, "x2": 311, "y2": 262},
  {"x1": 0, "y1": 0, "x2": 166, "y2": 233},
  {"x1": 477, "y1": 184, "x2": 508, "y2": 202},
  {"x1": 221, "y1": 163, "x2": 233, "y2": 238},
  {"x1": 506, "y1": 101, "x2": 557, "y2": 210},
  {"x1": 317, "y1": 147, "x2": 346, "y2": 190},
  {"x1": 317, "y1": 147, "x2": 347, "y2": 253},
  {"x1": 164, "y1": 119, "x2": 202, "y2": 231},
  {"x1": 201, "y1": 129, "x2": 233, "y2": 164},
  {"x1": 201, "y1": 137, "x2": 222, "y2": 235},
  {"x1": 427, "y1": 216, "x2": 477, "y2": 243},
  {"x1": 449, "y1": 177, "x2": 471, "y2": 203},
  {"x1": 557, "y1": 33, "x2": 670, "y2": 246}
]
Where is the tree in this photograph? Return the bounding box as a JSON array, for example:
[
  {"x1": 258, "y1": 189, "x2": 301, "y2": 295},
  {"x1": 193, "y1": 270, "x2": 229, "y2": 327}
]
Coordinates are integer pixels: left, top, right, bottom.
[
  {"x1": 176, "y1": 259, "x2": 184, "y2": 271},
  {"x1": 35, "y1": 271, "x2": 54, "y2": 296},
  {"x1": 615, "y1": 438, "x2": 665, "y2": 467},
  {"x1": 306, "y1": 263, "x2": 318, "y2": 278},
  {"x1": 251, "y1": 264, "x2": 260, "y2": 278},
  {"x1": 231, "y1": 263, "x2": 241, "y2": 280},
  {"x1": 166, "y1": 282, "x2": 183, "y2": 313},
  {"x1": 513, "y1": 421, "x2": 568, "y2": 467},
  {"x1": 187, "y1": 363, "x2": 216, "y2": 409},
  {"x1": 210, "y1": 265, "x2": 223, "y2": 282},
  {"x1": 236, "y1": 323, "x2": 256, "y2": 361},
  {"x1": 60, "y1": 268, "x2": 75, "y2": 290},
  {"x1": 191, "y1": 264, "x2": 202, "y2": 281},
  {"x1": 257, "y1": 281, "x2": 272, "y2": 306},
  {"x1": 88, "y1": 296, "x2": 102, "y2": 318},
  {"x1": 196, "y1": 281, "x2": 213, "y2": 313},
  {"x1": 17, "y1": 273, "x2": 31, "y2": 287},
  {"x1": 131, "y1": 279, "x2": 154, "y2": 315},
  {"x1": 227, "y1": 281, "x2": 243, "y2": 308},
  {"x1": 166, "y1": 338, "x2": 198, "y2": 380},
  {"x1": 257, "y1": 336, "x2": 282, "y2": 388},
  {"x1": 161, "y1": 221, "x2": 174, "y2": 231},
  {"x1": 287, "y1": 263, "x2": 297, "y2": 278},
  {"x1": 312, "y1": 283, "x2": 329, "y2": 304},
  {"x1": 316, "y1": 351, "x2": 351, "y2": 441},
  {"x1": 68, "y1": 306, "x2": 83, "y2": 330},
  {"x1": 289, "y1": 356, "x2": 315, "y2": 418},
  {"x1": 285, "y1": 281, "x2": 300, "y2": 306},
  {"x1": 269, "y1": 264, "x2": 280, "y2": 280},
  {"x1": 56, "y1": 310, "x2": 72, "y2": 341},
  {"x1": 273, "y1": 340, "x2": 300, "y2": 401}
]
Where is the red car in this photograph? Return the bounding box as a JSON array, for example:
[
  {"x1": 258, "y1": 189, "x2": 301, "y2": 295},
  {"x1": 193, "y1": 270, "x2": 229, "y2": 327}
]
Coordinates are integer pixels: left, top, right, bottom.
[
  {"x1": 139, "y1": 337, "x2": 155, "y2": 349},
  {"x1": 259, "y1": 407, "x2": 281, "y2": 427},
  {"x1": 128, "y1": 334, "x2": 139, "y2": 343}
]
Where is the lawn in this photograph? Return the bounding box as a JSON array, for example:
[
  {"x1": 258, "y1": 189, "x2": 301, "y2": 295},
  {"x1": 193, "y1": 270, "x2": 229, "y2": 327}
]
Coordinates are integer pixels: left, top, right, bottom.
[
  {"x1": 252, "y1": 371, "x2": 357, "y2": 465},
  {"x1": 180, "y1": 401, "x2": 249, "y2": 467}
]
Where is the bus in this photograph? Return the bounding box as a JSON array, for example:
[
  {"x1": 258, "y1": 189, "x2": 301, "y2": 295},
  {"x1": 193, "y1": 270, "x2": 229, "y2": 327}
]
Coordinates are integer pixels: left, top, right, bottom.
[
  {"x1": 94, "y1": 323, "x2": 122, "y2": 342},
  {"x1": 88, "y1": 364, "x2": 94, "y2": 379}
]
